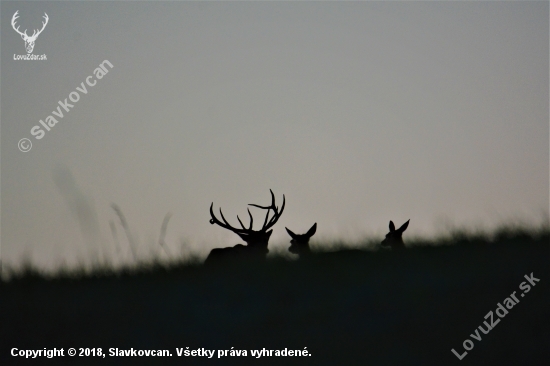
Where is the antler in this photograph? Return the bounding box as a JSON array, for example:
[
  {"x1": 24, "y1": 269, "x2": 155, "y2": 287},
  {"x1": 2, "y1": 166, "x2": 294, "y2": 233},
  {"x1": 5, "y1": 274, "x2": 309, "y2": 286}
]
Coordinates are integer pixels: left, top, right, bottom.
[
  {"x1": 248, "y1": 189, "x2": 285, "y2": 231},
  {"x1": 11, "y1": 11, "x2": 48, "y2": 40},
  {"x1": 209, "y1": 189, "x2": 285, "y2": 235},
  {"x1": 11, "y1": 11, "x2": 27, "y2": 38},
  {"x1": 31, "y1": 13, "x2": 49, "y2": 39},
  {"x1": 209, "y1": 203, "x2": 252, "y2": 235}
]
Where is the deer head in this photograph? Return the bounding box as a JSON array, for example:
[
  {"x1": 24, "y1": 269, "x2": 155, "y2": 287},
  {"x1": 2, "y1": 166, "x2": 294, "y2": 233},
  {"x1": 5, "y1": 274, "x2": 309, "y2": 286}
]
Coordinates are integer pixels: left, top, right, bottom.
[
  {"x1": 286, "y1": 223, "x2": 317, "y2": 257},
  {"x1": 381, "y1": 220, "x2": 409, "y2": 249},
  {"x1": 209, "y1": 189, "x2": 285, "y2": 255},
  {"x1": 12, "y1": 11, "x2": 49, "y2": 54}
]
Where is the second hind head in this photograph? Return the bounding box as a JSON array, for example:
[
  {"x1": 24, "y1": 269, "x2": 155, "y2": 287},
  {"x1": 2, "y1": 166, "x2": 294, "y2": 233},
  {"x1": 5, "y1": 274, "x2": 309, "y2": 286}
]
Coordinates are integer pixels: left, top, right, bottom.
[
  {"x1": 381, "y1": 220, "x2": 409, "y2": 249},
  {"x1": 286, "y1": 223, "x2": 317, "y2": 257}
]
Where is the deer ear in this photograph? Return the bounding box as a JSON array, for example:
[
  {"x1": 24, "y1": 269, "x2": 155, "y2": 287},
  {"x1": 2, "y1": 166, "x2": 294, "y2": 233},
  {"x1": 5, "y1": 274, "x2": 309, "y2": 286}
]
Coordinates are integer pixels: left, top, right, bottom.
[
  {"x1": 266, "y1": 229, "x2": 273, "y2": 238},
  {"x1": 398, "y1": 220, "x2": 409, "y2": 233},
  {"x1": 306, "y1": 223, "x2": 317, "y2": 238},
  {"x1": 286, "y1": 227, "x2": 298, "y2": 239},
  {"x1": 389, "y1": 221, "x2": 395, "y2": 232}
]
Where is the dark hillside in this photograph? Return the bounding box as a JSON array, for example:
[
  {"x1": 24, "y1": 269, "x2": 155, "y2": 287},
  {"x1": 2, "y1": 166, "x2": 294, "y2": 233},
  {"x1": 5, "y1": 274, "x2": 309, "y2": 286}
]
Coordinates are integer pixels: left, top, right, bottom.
[{"x1": 2, "y1": 233, "x2": 549, "y2": 366}]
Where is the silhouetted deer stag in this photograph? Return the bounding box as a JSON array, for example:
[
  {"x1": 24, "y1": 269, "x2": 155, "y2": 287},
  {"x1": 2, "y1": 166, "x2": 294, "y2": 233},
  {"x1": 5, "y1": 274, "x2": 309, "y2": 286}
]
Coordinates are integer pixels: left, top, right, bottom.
[
  {"x1": 381, "y1": 220, "x2": 409, "y2": 249},
  {"x1": 286, "y1": 223, "x2": 317, "y2": 258},
  {"x1": 205, "y1": 189, "x2": 285, "y2": 265}
]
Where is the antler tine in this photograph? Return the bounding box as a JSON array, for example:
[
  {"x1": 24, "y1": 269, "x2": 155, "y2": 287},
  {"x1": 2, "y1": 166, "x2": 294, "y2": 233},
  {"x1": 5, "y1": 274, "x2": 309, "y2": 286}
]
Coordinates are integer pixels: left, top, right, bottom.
[
  {"x1": 226, "y1": 208, "x2": 254, "y2": 231},
  {"x1": 247, "y1": 208, "x2": 253, "y2": 230},
  {"x1": 269, "y1": 188, "x2": 275, "y2": 206},
  {"x1": 209, "y1": 203, "x2": 234, "y2": 230},
  {"x1": 11, "y1": 11, "x2": 19, "y2": 26},
  {"x1": 248, "y1": 189, "x2": 276, "y2": 210},
  {"x1": 218, "y1": 208, "x2": 237, "y2": 230},
  {"x1": 209, "y1": 202, "x2": 250, "y2": 234},
  {"x1": 237, "y1": 215, "x2": 247, "y2": 230},
  {"x1": 264, "y1": 194, "x2": 285, "y2": 230},
  {"x1": 262, "y1": 205, "x2": 270, "y2": 229},
  {"x1": 209, "y1": 203, "x2": 222, "y2": 225}
]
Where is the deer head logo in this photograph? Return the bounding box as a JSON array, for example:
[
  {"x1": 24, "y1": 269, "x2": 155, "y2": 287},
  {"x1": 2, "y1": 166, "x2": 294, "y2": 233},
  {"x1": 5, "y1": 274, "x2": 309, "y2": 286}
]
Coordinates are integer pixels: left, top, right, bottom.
[{"x1": 12, "y1": 11, "x2": 49, "y2": 54}]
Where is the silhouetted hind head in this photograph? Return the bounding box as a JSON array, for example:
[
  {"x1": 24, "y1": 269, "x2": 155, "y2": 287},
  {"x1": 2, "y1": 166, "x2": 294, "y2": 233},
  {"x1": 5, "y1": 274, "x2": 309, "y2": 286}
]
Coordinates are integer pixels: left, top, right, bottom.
[
  {"x1": 381, "y1": 220, "x2": 409, "y2": 249},
  {"x1": 286, "y1": 223, "x2": 317, "y2": 256}
]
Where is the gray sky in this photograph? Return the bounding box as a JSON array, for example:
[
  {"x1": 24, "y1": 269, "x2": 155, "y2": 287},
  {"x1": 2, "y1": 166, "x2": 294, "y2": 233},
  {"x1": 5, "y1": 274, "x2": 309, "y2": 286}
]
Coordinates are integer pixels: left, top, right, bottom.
[{"x1": 1, "y1": 1, "x2": 548, "y2": 272}]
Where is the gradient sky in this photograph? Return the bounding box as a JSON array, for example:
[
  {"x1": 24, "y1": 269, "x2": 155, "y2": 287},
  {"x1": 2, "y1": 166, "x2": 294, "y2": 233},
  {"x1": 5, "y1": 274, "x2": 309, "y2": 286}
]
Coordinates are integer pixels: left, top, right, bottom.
[{"x1": 1, "y1": 1, "x2": 548, "y2": 272}]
